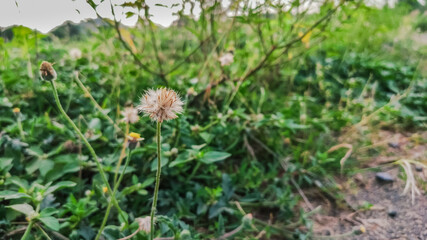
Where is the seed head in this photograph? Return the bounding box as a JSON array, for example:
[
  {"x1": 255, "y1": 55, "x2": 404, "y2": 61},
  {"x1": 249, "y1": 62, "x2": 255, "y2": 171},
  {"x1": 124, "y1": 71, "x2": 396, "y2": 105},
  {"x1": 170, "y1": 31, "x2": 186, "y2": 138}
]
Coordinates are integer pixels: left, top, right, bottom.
[
  {"x1": 121, "y1": 106, "x2": 139, "y2": 124},
  {"x1": 137, "y1": 88, "x2": 184, "y2": 122},
  {"x1": 136, "y1": 216, "x2": 153, "y2": 233},
  {"x1": 39, "y1": 61, "x2": 57, "y2": 81},
  {"x1": 69, "y1": 48, "x2": 82, "y2": 60},
  {"x1": 218, "y1": 52, "x2": 234, "y2": 66}
]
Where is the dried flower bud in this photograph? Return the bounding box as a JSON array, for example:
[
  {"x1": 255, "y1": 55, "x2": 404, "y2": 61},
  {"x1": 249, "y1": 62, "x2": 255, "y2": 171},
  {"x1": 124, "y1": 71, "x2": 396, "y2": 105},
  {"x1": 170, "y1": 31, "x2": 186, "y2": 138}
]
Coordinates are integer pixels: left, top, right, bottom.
[{"x1": 39, "y1": 61, "x2": 57, "y2": 81}]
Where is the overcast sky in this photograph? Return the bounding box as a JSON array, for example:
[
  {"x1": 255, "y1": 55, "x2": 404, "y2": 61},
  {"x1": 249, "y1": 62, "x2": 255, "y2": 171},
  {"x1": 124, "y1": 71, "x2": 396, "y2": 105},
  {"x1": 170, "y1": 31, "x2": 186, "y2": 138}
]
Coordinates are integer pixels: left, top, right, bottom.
[
  {"x1": 0, "y1": 0, "x2": 406, "y2": 33},
  {"x1": 0, "y1": 0, "x2": 196, "y2": 33}
]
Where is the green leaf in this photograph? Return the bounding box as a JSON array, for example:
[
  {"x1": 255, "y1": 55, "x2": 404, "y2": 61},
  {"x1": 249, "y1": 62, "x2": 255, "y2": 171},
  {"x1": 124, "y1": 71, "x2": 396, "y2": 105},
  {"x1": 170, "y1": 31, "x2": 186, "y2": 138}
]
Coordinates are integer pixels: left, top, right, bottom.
[
  {"x1": 0, "y1": 158, "x2": 13, "y2": 172},
  {"x1": 200, "y1": 151, "x2": 231, "y2": 164},
  {"x1": 39, "y1": 216, "x2": 60, "y2": 231},
  {"x1": 40, "y1": 207, "x2": 58, "y2": 217},
  {"x1": 8, "y1": 203, "x2": 35, "y2": 216},
  {"x1": 0, "y1": 191, "x2": 31, "y2": 200},
  {"x1": 45, "y1": 181, "x2": 76, "y2": 195},
  {"x1": 169, "y1": 150, "x2": 194, "y2": 167},
  {"x1": 151, "y1": 157, "x2": 169, "y2": 171}
]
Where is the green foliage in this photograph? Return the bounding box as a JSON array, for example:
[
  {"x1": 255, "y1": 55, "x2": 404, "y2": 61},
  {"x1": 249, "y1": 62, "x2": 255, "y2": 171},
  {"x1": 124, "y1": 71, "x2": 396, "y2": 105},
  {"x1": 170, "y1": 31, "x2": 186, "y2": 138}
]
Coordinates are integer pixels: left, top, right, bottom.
[{"x1": 0, "y1": 0, "x2": 425, "y2": 239}]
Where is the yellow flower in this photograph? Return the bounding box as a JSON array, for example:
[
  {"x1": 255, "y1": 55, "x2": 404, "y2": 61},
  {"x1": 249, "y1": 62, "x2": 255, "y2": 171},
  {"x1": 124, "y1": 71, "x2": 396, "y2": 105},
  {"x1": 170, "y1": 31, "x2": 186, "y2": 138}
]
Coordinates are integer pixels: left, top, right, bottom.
[
  {"x1": 360, "y1": 225, "x2": 366, "y2": 233},
  {"x1": 299, "y1": 31, "x2": 312, "y2": 48},
  {"x1": 13, "y1": 108, "x2": 20, "y2": 113},
  {"x1": 102, "y1": 186, "x2": 108, "y2": 193},
  {"x1": 129, "y1": 132, "x2": 141, "y2": 139},
  {"x1": 127, "y1": 132, "x2": 144, "y2": 150}
]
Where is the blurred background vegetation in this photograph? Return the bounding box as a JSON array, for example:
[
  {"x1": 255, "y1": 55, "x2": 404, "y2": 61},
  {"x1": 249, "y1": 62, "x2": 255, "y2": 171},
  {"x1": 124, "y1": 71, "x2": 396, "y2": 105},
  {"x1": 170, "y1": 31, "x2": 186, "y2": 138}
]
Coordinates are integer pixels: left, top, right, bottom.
[{"x1": 0, "y1": 0, "x2": 426, "y2": 239}]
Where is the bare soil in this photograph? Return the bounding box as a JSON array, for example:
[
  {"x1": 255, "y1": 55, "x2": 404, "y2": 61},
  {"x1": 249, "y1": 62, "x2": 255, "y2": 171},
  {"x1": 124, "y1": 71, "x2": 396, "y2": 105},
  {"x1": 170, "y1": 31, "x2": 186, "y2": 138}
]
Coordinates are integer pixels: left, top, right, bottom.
[{"x1": 311, "y1": 130, "x2": 427, "y2": 240}]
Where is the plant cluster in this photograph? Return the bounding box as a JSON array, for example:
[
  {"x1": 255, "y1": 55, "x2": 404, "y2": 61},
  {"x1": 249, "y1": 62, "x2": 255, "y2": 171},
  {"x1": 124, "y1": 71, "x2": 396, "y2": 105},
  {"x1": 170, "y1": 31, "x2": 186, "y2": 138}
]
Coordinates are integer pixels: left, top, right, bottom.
[{"x1": 0, "y1": 0, "x2": 425, "y2": 239}]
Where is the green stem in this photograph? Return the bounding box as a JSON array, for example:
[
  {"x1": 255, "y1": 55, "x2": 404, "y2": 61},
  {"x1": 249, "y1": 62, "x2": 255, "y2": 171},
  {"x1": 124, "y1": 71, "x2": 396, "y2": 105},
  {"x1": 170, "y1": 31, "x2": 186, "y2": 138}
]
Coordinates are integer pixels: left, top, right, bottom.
[
  {"x1": 16, "y1": 115, "x2": 25, "y2": 140},
  {"x1": 20, "y1": 221, "x2": 33, "y2": 240},
  {"x1": 96, "y1": 149, "x2": 134, "y2": 240},
  {"x1": 49, "y1": 80, "x2": 127, "y2": 224},
  {"x1": 37, "y1": 225, "x2": 53, "y2": 240},
  {"x1": 150, "y1": 121, "x2": 162, "y2": 240}
]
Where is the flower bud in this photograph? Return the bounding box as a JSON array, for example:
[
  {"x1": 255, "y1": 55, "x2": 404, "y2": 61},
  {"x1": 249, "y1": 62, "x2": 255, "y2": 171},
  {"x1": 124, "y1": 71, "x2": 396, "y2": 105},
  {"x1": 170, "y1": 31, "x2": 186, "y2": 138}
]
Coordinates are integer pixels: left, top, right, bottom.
[
  {"x1": 180, "y1": 229, "x2": 191, "y2": 240},
  {"x1": 39, "y1": 61, "x2": 57, "y2": 81}
]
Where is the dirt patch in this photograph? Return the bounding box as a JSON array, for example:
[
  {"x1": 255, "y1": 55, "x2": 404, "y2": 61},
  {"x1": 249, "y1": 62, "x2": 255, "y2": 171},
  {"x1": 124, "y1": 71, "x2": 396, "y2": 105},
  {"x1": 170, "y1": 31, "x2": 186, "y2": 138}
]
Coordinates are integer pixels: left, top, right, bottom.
[{"x1": 311, "y1": 130, "x2": 427, "y2": 239}]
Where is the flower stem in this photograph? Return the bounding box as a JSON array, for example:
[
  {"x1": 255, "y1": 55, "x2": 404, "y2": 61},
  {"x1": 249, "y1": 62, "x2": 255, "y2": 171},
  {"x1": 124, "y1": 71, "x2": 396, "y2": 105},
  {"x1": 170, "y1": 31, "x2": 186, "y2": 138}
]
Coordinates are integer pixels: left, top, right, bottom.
[
  {"x1": 96, "y1": 148, "x2": 133, "y2": 240},
  {"x1": 16, "y1": 115, "x2": 25, "y2": 140},
  {"x1": 20, "y1": 220, "x2": 33, "y2": 240},
  {"x1": 150, "y1": 121, "x2": 162, "y2": 239},
  {"x1": 113, "y1": 124, "x2": 129, "y2": 186},
  {"x1": 49, "y1": 80, "x2": 127, "y2": 224}
]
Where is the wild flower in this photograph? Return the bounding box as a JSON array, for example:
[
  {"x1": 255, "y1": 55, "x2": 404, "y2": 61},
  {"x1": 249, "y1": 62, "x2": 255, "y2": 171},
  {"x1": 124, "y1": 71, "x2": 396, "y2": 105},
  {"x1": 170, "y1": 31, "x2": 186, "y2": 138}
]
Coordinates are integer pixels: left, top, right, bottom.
[
  {"x1": 187, "y1": 87, "x2": 197, "y2": 96},
  {"x1": 121, "y1": 106, "x2": 139, "y2": 124},
  {"x1": 12, "y1": 107, "x2": 20, "y2": 113},
  {"x1": 127, "y1": 132, "x2": 144, "y2": 150},
  {"x1": 137, "y1": 88, "x2": 184, "y2": 123},
  {"x1": 39, "y1": 61, "x2": 57, "y2": 81},
  {"x1": 219, "y1": 52, "x2": 234, "y2": 66},
  {"x1": 137, "y1": 88, "x2": 183, "y2": 239},
  {"x1": 102, "y1": 186, "x2": 108, "y2": 194},
  {"x1": 69, "y1": 48, "x2": 82, "y2": 60}
]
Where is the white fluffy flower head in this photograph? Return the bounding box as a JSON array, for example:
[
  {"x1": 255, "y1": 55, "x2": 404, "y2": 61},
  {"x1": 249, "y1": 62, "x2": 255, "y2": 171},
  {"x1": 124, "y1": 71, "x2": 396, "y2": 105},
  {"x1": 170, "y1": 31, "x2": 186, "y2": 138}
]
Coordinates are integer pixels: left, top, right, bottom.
[
  {"x1": 137, "y1": 88, "x2": 184, "y2": 122},
  {"x1": 121, "y1": 106, "x2": 139, "y2": 124},
  {"x1": 69, "y1": 48, "x2": 82, "y2": 60},
  {"x1": 218, "y1": 52, "x2": 234, "y2": 66},
  {"x1": 136, "y1": 216, "x2": 153, "y2": 233}
]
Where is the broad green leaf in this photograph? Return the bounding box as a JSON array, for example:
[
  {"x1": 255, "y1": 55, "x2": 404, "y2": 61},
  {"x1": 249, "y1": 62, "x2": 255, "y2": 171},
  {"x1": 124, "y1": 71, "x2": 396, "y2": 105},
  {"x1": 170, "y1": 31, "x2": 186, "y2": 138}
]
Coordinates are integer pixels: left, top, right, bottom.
[
  {"x1": 8, "y1": 203, "x2": 35, "y2": 216},
  {"x1": 0, "y1": 191, "x2": 31, "y2": 200},
  {"x1": 8, "y1": 177, "x2": 29, "y2": 191},
  {"x1": 151, "y1": 157, "x2": 169, "y2": 171},
  {"x1": 169, "y1": 151, "x2": 194, "y2": 167},
  {"x1": 200, "y1": 151, "x2": 231, "y2": 164},
  {"x1": 0, "y1": 158, "x2": 13, "y2": 171},
  {"x1": 45, "y1": 181, "x2": 76, "y2": 195},
  {"x1": 39, "y1": 216, "x2": 60, "y2": 231},
  {"x1": 40, "y1": 207, "x2": 58, "y2": 217}
]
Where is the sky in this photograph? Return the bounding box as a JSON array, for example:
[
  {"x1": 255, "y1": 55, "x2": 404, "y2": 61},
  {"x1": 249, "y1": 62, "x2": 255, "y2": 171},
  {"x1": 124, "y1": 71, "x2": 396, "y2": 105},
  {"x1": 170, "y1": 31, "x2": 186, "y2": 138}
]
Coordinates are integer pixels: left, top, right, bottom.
[
  {"x1": 0, "y1": 0, "x2": 196, "y2": 33},
  {"x1": 0, "y1": 0, "x2": 408, "y2": 33}
]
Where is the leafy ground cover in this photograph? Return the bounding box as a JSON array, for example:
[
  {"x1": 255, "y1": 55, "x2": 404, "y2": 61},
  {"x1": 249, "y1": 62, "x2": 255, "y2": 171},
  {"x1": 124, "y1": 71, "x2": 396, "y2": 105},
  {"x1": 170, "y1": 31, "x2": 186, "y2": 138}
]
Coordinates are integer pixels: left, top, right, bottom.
[{"x1": 0, "y1": 1, "x2": 426, "y2": 239}]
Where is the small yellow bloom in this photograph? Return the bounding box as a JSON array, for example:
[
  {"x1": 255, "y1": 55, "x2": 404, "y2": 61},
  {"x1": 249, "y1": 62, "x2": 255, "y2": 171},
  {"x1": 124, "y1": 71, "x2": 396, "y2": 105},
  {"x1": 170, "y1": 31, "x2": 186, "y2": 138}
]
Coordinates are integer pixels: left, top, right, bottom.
[
  {"x1": 102, "y1": 186, "x2": 108, "y2": 193},
  {"x1": 129, "y1": 132, "x2": 141, "y2": 139},
  {"x1": 13, "y1": 108, "x2": 20, "y2": 113},
  {"x1": 299, "y1": 31, "x2": 312, "y2": 48},
  {"x1": 360, "y1": 225, "x2": 366, "y2": 233},
  {"x1": 25, "y1": 216, "x2": 30, "y2": 222},
  {"x1": 127, "y1": 132, "x2": 144, "y2": 150}
]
